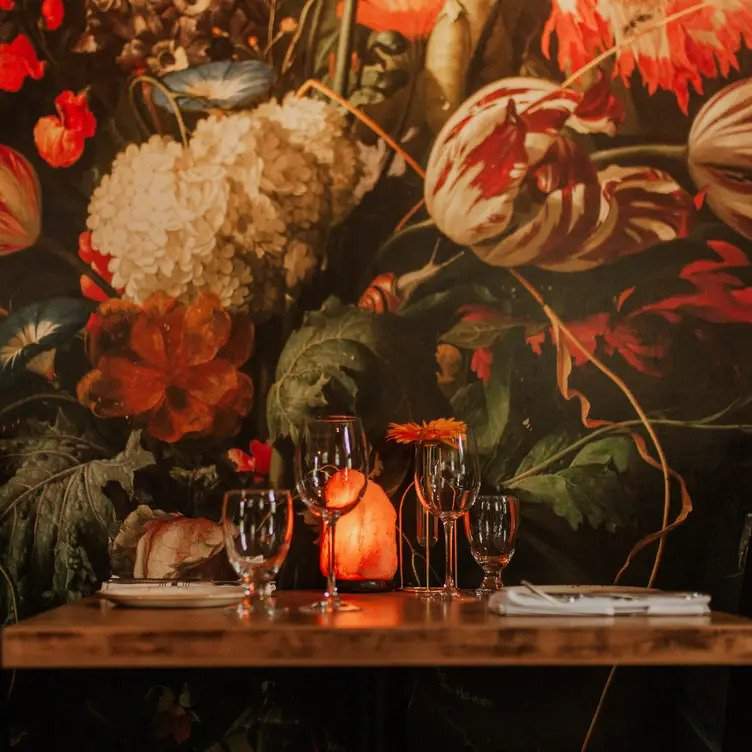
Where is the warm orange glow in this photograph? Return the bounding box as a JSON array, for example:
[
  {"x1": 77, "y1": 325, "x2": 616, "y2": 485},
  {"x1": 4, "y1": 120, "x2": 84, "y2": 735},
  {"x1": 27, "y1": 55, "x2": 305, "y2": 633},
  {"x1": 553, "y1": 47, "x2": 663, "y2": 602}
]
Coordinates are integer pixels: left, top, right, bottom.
[
  {"x1": 320, "y1": 480, "x2": 398, "y2": 581},
  {"x1": 324, "y1": 469, "x2": 367, "y2": 510}
]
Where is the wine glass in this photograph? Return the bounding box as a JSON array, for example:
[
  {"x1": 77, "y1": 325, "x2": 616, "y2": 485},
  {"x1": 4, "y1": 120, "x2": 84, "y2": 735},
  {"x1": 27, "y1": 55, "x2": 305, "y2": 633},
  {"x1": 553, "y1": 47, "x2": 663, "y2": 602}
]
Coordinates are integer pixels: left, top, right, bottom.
[
  {"x1": 464, "y1": 494, "x2": 519, "y2": 597},
  {"x1": 222, "y1": 489, "x2": 293, "y2": 616},
  {"x1": 414, "y1": 430, "x2": 480, "y2": 600},
  {"x1": 295, "y1": 415, "x2": 369, "y2": 613}
]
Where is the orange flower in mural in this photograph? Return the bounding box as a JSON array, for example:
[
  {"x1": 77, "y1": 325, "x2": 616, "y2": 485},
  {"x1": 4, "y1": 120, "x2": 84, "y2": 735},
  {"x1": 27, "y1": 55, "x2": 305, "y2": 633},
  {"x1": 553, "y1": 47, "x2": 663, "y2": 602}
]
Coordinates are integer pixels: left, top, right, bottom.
[
  {"x1": 34, "y1": 90, "x2": 96, "y2": 168},
  {"x1": 542, "y1": 0, "x2": 752, "y2": 114},
  {"x1": 339, "y1": 0, "x2": 444, "y2": 39},
  {"x1": 0, "y1": 35, "x2": 45, "y2": 92},
  {"x1": 78, "y1": 292, "x2": 254, "y2": 443},
  {"x1": 0, "y1": 145, "x2": 41, "y2": 254},
  {"x1": 386, "y1": 418, "x2": 467, "y2": 444}
]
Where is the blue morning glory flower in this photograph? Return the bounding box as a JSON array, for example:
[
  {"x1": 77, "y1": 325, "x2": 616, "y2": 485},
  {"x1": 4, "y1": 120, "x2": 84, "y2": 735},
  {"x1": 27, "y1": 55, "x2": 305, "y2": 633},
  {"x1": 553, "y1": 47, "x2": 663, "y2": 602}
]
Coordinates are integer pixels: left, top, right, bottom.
[
  {"x1": 154, "y1": 61, "x2": 275, "y2": 112},
  {"x1": 0, "y1": 298, "x2": 93, "y2": 387}
]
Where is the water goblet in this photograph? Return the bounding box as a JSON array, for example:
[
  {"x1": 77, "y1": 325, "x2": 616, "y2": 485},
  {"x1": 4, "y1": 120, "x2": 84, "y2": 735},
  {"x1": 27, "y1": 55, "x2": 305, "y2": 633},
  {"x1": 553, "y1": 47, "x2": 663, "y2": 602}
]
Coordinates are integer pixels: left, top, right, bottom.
[
  {"x1": 222, "y1": 488, "x2": 293, "y2": 616},
  {"x1": 414, "y1": 430, "x2": 480, "y2": 600},
  {"x1": 295, "y1": 415, "x2": 370, "y2": 613},
  {"x1": 464, "y1": 494, "x2": 519, "y2": 597}
]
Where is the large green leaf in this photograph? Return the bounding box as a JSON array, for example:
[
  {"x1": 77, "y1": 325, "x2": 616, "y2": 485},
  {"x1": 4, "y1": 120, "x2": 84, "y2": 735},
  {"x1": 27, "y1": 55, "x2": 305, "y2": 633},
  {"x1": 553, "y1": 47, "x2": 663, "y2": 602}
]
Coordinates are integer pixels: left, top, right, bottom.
[
  {"x1": 450, "y1": 338, "x2": 513, "y2": 455},
  {"x1": 507, "y1": 434, "x2": 636, "y2": 532},
  {"x1": 267, "y1": 297, "x2": 445, "y2": 442},
  {"x1": 0, "y1": 414, "x2": 154, "y2": 621}
]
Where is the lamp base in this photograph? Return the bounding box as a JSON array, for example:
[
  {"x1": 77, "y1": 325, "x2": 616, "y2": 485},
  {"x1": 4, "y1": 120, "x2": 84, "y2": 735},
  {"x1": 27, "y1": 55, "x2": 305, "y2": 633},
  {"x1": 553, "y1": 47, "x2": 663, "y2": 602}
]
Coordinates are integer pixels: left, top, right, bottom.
[{"x1": 336, "y1": 579, "x2": 394, "y2": 593}]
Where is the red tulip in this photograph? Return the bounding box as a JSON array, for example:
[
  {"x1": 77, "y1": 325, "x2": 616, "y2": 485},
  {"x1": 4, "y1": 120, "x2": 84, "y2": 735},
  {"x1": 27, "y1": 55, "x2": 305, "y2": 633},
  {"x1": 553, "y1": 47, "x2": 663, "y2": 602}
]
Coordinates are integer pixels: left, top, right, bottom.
[
  {"x1": 34, "y1": 90, "x2": 96, "y2": 168},
  {"x1": 0, "y1": 146, "x2": 42, "y2": 254}
]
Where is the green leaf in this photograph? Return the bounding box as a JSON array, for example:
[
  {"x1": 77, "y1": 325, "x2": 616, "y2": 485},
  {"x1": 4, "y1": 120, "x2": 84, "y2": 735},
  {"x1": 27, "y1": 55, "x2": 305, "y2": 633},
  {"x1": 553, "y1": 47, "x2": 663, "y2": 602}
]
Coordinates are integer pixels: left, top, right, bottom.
[
  {"x1": 571, "y1": 436, "x2": 634, "y2": 474},
  {"x1": 267, "y1": 297, "x2": 445, "y2": 442},
  {"x1": 514, "y1": 429, "x2": 578, "y2": 476},
  {"x1": 0, "y1": 417, "x2": 154, "y2": 620},
  {"x1": 440, "y1": 315, "x2": 526, "y2": 350},
  {"x1": 450, "y1": 339, "x2": 513, "y2": 455},
  {"x1": 508, "y1": 465, "x2": 628, "y2": 532}
]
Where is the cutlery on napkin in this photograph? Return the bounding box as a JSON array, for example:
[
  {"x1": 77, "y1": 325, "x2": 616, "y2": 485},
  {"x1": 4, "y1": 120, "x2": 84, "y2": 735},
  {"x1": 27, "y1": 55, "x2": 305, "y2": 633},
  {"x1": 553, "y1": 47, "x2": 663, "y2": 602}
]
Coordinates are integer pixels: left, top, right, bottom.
[{"x1": 488, "y1": 585, "x2": 711, "y2": 616}]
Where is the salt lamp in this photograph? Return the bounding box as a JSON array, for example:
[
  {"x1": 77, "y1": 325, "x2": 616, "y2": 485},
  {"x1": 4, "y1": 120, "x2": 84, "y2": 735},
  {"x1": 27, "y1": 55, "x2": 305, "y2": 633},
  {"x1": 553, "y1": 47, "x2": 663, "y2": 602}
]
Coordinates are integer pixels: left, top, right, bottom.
[{"x1": 320, "y1": 479, "x2": 398, "y2": 582}]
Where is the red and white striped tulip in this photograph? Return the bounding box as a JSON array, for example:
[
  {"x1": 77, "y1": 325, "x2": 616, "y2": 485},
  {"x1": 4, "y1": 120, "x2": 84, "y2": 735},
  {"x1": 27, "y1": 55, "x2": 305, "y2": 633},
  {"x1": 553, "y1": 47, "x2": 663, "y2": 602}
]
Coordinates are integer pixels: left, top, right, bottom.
[
  {"x1": 689, "y1": 77, "x2": 752, "y2": 241},
  {"x1": 0, "y1": 145, "x2": 42, "y2": 254}
]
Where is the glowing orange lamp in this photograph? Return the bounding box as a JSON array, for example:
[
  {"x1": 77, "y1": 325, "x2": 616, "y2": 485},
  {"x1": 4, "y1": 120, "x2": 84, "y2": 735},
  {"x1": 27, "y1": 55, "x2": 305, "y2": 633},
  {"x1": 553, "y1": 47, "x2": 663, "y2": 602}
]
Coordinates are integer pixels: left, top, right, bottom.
[{"x1": 320, "y1": 476, "x2": 398, "y2": 584}]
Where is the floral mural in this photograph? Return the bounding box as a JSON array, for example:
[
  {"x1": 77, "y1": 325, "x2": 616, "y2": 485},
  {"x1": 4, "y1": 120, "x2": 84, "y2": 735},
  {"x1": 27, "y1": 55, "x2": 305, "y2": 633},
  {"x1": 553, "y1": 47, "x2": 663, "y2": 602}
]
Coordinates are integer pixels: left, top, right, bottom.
[{"x1": 2, "y1": 0, "x2": 752, "y2": 743}]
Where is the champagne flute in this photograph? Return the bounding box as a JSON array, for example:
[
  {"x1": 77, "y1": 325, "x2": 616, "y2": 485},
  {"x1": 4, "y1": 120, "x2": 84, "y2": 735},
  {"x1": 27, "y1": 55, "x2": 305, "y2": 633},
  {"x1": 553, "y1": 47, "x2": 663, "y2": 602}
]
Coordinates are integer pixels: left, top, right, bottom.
[
  {"x1": 295, "y1": 415, "x2": 369, "y2": 613},
  {"x1": 222, "y1": 489, "x2": 293, "y2": 616},
  {"x1": 414, "y1": 430, "x2": 480, "y2": 600},
  {"x1": 464, "y1": 494, "x2": 519, "y2": 597}
]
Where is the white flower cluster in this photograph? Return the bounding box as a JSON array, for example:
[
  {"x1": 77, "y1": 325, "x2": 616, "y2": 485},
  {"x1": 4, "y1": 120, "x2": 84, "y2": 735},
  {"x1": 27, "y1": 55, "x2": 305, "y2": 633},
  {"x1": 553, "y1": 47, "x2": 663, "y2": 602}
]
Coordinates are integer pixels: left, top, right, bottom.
[{"x1": 86, "y1": 95, "x2": 382, "y2": 314}]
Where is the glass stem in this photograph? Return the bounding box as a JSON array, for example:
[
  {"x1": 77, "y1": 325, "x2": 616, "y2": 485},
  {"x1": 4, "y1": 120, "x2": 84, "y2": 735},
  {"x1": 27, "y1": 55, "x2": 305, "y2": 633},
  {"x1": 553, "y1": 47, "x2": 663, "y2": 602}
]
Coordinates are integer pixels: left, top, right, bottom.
[
  {"x1": 480, "y1": 565, "x2": 502, "y2": 591},
  {"x1": 443, "y1": 518, "x2": 456, "y2": 592},
  {"x1": 241, "y1": 572, "x2": 256, "y2": 608},
  {"x1": 325, "y1": 514, "x2": 339, "y2": 604}
]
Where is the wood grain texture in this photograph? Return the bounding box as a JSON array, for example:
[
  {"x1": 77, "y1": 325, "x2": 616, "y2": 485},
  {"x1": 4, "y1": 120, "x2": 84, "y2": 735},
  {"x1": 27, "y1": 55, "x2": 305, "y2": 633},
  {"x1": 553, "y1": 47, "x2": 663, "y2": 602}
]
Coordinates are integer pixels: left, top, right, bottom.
[{"x1": 3, "y1": 591, "x2": 752, "y2": 669}]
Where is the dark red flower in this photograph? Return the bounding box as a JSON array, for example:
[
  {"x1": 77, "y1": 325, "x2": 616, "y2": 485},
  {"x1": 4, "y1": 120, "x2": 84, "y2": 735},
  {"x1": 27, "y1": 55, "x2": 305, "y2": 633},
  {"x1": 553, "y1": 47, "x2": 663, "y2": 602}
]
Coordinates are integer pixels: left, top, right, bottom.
[
  {"x1": 34, "y1": 90, "x2": 96, "y2": 168},
  {"x1": 0, "y1": 0, "x2": 15, "y2": 10},
  {"x1": 41, "y1": 0, "x2": 63, "y2": 30},
  {"x1": 0, "y1": 35, "x2": 45, "y2": 92}
]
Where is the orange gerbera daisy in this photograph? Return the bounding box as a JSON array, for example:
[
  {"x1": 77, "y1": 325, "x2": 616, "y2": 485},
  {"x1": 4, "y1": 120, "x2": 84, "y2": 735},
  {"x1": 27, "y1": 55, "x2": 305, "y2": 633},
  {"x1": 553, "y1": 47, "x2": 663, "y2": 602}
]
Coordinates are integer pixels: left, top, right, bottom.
[
  {"x1": 78, "y1": 292, "x2": 254, "y2": 443},
  {"x1": 542, "y1": 0, "x2": 752, "y2": 114},
  {"x1": 386, "y1": 418, "x2": 468, "y2": 444}
]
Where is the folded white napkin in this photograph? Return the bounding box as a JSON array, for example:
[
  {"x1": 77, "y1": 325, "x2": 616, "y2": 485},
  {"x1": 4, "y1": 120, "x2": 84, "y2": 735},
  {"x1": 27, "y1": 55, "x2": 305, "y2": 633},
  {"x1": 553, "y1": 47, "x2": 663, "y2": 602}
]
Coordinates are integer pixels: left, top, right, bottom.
[{"x1": 488, "y1": 587, "x2": 711, "y2": 616}]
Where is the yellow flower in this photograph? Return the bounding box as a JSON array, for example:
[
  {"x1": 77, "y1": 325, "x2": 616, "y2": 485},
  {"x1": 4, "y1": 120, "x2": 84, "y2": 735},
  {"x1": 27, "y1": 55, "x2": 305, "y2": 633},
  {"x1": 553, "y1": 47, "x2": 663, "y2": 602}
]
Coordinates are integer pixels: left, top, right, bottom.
[{"x1": 386, "y1": 418, "x2": 467, "y2": 445}]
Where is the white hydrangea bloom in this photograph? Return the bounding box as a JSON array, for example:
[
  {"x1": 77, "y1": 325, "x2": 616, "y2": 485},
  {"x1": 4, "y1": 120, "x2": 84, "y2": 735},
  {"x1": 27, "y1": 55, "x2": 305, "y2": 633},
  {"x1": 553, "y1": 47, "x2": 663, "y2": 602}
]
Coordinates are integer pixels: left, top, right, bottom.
[{"x1": 86, "y1": 97, "x2": 380, "y2": 316}]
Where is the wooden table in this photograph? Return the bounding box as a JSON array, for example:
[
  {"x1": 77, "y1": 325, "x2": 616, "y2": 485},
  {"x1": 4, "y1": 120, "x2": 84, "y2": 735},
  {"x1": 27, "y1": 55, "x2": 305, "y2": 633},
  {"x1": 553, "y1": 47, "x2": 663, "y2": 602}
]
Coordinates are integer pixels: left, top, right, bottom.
[{"x1": 3, "y1": 591, "x2": 752, "y2": 669}]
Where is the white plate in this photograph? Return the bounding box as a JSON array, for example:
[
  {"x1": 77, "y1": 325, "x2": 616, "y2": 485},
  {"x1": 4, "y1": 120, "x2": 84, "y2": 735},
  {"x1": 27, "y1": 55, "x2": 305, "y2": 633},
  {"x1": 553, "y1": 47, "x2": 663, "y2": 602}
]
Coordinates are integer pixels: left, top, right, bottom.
[{"x1": 97, "y1": 585, "x2": 244, "y2": 609}]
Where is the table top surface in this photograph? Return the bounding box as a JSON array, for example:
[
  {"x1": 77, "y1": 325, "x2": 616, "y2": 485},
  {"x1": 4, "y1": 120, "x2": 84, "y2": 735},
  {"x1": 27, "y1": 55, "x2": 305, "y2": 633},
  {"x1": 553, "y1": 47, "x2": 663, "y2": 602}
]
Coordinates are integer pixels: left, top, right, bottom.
[{"x1": 4, "y1": 590, "x2": 752, "y2": 669}]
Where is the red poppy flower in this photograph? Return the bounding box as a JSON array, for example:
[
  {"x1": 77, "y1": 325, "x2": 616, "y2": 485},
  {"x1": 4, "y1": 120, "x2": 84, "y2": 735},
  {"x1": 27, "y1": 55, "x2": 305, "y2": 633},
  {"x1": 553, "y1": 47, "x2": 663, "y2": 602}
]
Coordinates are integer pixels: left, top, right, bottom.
[
  {"x1": 542, "y1": 0, "x2": 752, "y2": 114},
  {"x1": 0, "y1": 35, "x2": 45, "y2": 92},
  {"x1": 0, "y1": 0, "x2": 15, "y2": 10},
  {"x1": 339, "y1": 0, "x2": 443, "y2": 39},
  {"x1": 41, "y1": 0, "x2": 64, "y2": 30},
  {"x1": 34, "y1": 90, "x2": 96, "y2": 168},
  {"x1": 227, "y1": 439, "x2": 273, "y2": 477},
  {"x1": 77, "y1": 292, "x2": 255, "y2": 443},
  {"x1": 528, "y1": 240, "x2": 752, "y2": 376},
  {"x1": 77, "y1": 231, "x2": 119, "y2": 302}
]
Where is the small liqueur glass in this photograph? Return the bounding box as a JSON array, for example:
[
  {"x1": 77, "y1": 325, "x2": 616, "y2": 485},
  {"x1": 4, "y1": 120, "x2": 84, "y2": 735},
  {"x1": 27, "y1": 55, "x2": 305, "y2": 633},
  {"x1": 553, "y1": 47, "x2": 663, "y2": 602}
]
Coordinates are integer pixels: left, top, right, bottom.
[
  {"x1": 464, "y1": 494, "x2": 519, "y2": 597},
  {"x1": 222, "y1": 488, "x2": 294, "y2": 616}
]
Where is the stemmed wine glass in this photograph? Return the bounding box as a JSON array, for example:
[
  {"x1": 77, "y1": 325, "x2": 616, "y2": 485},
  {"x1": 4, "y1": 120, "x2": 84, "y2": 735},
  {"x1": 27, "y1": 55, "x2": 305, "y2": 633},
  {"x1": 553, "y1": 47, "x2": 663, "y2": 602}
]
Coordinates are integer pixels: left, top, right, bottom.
[
  {"x1": 222, "y1": 489, "x2": 294, "y2": 616},
  {"x1": 464, "y1": 494, "x2": 519, "y2": 597},
  {"x1": 414, "y1": 430, "x2": 480, "y2": 600},
  {"x1": 295, "y1": 415, "x2": 370, "y2": 613}
]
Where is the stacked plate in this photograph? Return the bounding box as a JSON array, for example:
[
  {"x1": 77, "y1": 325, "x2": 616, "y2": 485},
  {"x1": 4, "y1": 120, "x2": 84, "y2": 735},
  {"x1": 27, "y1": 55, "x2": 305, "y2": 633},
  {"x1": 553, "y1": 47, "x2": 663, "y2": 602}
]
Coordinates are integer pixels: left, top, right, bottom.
[{"x1": 98, "y1": 579, "x2": 244, "y2": 609}]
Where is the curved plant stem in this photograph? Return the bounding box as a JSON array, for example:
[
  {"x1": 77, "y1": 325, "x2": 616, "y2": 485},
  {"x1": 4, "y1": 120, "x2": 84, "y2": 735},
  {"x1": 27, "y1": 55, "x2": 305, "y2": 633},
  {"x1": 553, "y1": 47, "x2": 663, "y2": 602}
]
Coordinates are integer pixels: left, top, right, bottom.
[
  {"x1": 129, "y1": 75, "x2": 189, "y2": 149},
  {"x1": 590, "y1": 143, "x2": 688, "y2": 166},
  {"x1": 282, "y1": 0, "x2": 319, "y2": 74},
  {"x1": 296, "y1": 79, "x2": 427, "y2": 179},
  {"x1": 0, "y1": 392, "x2": 82, "y2": 419},
  {"x1": 395, "y1": 198, "x2": 426, "y2": 233},
  {"x1": 508, "y1": 268, "x2": 675, "y2": 588},
  {"x1": 38, "y1": 235, "x2": 119, "y2": 299},
  {"x1": 334, "y1": 0, "x2": 358, "y2": 96}
]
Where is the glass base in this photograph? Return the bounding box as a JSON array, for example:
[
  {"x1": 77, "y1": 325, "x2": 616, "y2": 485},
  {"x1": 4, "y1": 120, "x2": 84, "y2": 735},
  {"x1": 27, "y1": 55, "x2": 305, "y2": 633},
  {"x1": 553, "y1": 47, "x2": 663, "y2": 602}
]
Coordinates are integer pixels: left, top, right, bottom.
[
  {"x1": 299, "y1": 598, "x2": 361, "y2": 613},
  {"x1": 402, "y1": 586, "x2": 445, "y2": 599},
  {"x1": 235, "y1": 597, "x2": 288, "y2": 618}
]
